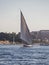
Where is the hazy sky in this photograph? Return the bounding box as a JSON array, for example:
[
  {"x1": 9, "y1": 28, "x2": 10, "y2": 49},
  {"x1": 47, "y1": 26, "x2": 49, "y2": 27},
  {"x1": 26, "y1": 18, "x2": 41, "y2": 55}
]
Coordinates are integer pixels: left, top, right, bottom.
[{"x1": 0, "y1": 0, "x2": 49, "y2": 33}]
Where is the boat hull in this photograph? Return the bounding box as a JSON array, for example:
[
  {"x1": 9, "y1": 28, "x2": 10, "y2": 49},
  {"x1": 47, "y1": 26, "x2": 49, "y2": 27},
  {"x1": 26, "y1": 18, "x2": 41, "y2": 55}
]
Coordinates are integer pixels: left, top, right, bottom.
[{"x1": 23, "y1": 44, "x2": 32, "y2": 47}]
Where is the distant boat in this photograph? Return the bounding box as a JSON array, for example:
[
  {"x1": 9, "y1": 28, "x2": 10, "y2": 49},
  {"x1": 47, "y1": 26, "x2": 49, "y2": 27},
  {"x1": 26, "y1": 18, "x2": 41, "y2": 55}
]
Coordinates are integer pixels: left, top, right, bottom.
[{"x1": 20, "y1": 11, "x2": 32, "y2": 47}]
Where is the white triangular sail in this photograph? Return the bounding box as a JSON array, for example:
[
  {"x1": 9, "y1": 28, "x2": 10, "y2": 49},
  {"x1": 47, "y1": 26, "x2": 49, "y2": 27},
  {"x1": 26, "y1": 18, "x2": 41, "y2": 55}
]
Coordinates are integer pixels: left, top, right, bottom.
[{"x1": 20, "y1": 11, "x2": 32, "y2": 45}]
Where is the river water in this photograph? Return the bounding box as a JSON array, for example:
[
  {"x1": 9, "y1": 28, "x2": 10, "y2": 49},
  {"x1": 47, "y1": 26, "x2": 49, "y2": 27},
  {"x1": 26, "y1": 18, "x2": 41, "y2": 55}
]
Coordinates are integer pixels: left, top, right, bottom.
[{"x1": 0, "y1": 44, "x2": 49, "y2": 65}]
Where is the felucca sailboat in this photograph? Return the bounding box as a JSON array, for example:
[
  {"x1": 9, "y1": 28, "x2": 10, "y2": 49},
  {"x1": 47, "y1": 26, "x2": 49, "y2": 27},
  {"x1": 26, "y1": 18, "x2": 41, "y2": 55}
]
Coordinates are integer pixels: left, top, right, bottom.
[{"x1": 20, "y1": 11, "x2": 32, "y2": 47}]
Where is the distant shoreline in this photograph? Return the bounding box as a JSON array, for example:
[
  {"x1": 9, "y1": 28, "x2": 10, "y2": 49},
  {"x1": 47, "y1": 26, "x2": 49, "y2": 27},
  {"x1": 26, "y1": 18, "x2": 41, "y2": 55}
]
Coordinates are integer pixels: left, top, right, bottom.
[
  {"x1": 0, "y1": 40, "x2": 22, "y2": 45},
  {"x1": 0, "y1": 40, "x2": 49, "y2": 46}
]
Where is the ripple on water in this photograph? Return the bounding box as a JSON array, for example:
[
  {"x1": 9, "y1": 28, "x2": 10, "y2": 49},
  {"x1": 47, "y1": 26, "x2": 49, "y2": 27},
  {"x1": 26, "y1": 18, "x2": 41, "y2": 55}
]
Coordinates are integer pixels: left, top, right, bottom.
[{"x1": 0, "y1": 45, "x2": 49, "y2": 65}]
